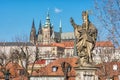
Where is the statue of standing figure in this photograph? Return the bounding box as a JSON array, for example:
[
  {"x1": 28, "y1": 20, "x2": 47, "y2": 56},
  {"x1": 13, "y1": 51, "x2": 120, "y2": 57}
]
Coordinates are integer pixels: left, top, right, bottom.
[{"x1": 70, "y1": 11, "x2": 97, "y2": 67}]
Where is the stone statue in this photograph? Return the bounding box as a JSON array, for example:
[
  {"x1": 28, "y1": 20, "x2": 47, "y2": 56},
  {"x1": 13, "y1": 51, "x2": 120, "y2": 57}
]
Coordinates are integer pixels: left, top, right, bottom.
[{"x1": 70, "y1": 11, "x2": 97, "y2": 67}]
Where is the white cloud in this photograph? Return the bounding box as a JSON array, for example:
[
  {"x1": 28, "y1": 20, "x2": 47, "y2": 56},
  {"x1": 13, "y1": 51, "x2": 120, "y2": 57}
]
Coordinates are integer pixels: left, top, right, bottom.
[{"x1": 54, "y1": 8, "x2": 62, "y2": 13}]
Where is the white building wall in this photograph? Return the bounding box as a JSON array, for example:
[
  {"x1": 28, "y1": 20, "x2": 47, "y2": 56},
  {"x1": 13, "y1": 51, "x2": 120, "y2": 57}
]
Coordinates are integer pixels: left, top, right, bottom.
[
  {"x1": 93, "y1": 46, "x2": 115, "y2": 63},
  {"x1": 38, "y1": 47, "x2": 52, "y2": 55},
  {"x1": 0, "y1": 45, "x2": 36, "y2": 62},
  {"x1": 64, "y1": 48, "x2": 74, "y2": 57},
  {"x1": 30, "y1": 76, "x2": 64, "y2": 80}
]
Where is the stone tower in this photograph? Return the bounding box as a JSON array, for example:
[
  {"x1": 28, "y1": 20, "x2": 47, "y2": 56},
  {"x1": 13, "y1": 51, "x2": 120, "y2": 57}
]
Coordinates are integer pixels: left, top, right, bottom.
[
  {"x1": 42, "y1": 11, "x2": 53, "y2": 45},
  {"x1": 37, "y1": 20, "x2": 43, "y2": 43},
  {"x1": 30, "y1": 19, "x2": 36, "y2": 44},
  {"x1": 30, "y1": 11, "x2": 63, "y2": 44},
  {"x1": 59, "y1": 19, "x2": 62, "y2": 42}
]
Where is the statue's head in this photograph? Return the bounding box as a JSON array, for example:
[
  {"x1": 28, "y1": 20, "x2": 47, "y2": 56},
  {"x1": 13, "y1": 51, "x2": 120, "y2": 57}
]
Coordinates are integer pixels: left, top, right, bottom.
[{"x1": 82, "y1": 11, "x2": 88, "y2": 23}]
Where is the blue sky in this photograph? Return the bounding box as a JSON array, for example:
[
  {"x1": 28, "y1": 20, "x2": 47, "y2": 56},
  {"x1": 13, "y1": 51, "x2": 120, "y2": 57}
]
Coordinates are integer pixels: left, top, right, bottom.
[{"x1": 0, "y1": 0, "x2": 95, "y2": 41}]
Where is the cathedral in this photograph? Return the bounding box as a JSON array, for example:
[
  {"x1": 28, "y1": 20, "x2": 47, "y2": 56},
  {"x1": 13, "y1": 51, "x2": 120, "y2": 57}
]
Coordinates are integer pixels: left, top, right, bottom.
[{"x1": 30, "y1": 11, "x2": 75, "y2": 45}]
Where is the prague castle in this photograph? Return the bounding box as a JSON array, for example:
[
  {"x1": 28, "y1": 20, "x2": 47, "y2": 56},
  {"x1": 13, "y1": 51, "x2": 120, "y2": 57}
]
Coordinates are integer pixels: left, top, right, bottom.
[
  {"x1": 0, "y1": 11, "x2": 116, "y2": 64},
  {"x1": 30, "y1": 11, "x2": 75, "y2": 45}
]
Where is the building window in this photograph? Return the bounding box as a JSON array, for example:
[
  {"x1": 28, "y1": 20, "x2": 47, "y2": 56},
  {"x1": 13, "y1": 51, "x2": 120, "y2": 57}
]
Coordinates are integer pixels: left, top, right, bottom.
[
  {"x1": 52, "y1": 66, "x2": 58, "y2": 72},
  {"x1": 52, "y1": 48, "x2": 55, "y2": 51},
  {"x1": 118, "y1": 75, "x2": 120, "y2": 80},
  {"x1": 113, "y1": 64, "x2": 118, "y2": 71}
]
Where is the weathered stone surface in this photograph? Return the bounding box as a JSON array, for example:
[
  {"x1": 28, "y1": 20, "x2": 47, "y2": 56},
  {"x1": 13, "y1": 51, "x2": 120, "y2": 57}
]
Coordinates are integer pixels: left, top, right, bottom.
[{"x1": 70, "y1": 11, "x2": 97, "y2": 67}]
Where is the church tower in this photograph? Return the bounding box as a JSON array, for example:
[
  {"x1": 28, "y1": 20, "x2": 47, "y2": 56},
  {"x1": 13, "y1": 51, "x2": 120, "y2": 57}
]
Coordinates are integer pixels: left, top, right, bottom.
[
  {"x1": 42, "y1": 11, "x2": 53, "y2": 45},
  {"x1": 59, "y1": 19, "x2": 62, "y2": 42},
  {"x1": 59, "y1": 19, "x2": 62, "y2": 33},
  {"x1": 38, "y1": 20, "x2": 42, "y2": 34},
  {"x1": 37, "y1": 20, "x2": 43, "y2": 43},
  {"x1": 30, "y1": 19, "x2": 36, "y2": 44}
]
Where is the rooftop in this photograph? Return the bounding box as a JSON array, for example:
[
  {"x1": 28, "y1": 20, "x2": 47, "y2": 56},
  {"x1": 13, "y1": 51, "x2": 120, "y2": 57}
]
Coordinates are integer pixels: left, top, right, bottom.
[
  {"x1": 0, "y1": 42, "x2": 34, "y2": 46},
  {"x1": 32, "y1": 57, "x2": 77, "y2": 78},
  {"x1": 95, "y1": 41, "x2": 114, "y2": 47},
  {"x1": 96, "y1": 61, "x2": 120, "y2": 80}
]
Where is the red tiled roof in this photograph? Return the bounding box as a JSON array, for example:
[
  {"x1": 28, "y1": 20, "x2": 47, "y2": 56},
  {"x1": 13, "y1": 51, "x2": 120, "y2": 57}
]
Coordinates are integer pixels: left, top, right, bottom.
[
  {"x1": 0, "y1": 72, "x2": 4, "y2": 78},
  {"x1": 0, "y1": 62, "x2": 24, "y2": 79},
  {"x1": 5, "y1": 62, "x2": 23, "y2": 77},
  {"x1": 53, "y1": 41, "x2": 114, "y2": 48},
  {"x1": 62, "y1": 41, "x2": 114, "y2": 48},
  {"x1": 61, "y1": 41, "x2": 74, "y2": 47},
  {"x1": 96, "y1": 61, "x2": 120, "y2": 80},
  {"x1": 38, "y1": 41, "x2": 114, "y2": 48},
  {"x1": 95, "y1": 41, "x2": 114, "y2": 47},
  {"x1": 12, "y1": 76, "x2": 28, "y2": 80},
  {"x1": 51, "y1": 43, "x2": 65, "y2": 48},
  {"x1": 32, "y1": 57, "x2": 78, "y2": 80},
  {"x1": 35, "y1": 59, "x2": 46, "y2": 64},
  {"x1": 38, "y1": 43, "x2": 65, "y2": 48}
]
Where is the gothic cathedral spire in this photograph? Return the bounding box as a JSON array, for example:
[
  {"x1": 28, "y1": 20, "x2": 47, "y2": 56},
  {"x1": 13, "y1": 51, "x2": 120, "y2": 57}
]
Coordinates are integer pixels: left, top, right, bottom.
[
  {"x1": 59, "y1": 19, "x2": 62, "y2": 33},
  {"x1": 59, "y1": 19, "x2": 62, "y2": 42},
  {"x1": 30, "y1": 19, "x2": 36, "y2": 44},
  {"x1": 45, "y1": 10, "x2": 51, "y2": 27},
  {"x1": 38, "y1": 20, "x2": 42, "y2": 34}
]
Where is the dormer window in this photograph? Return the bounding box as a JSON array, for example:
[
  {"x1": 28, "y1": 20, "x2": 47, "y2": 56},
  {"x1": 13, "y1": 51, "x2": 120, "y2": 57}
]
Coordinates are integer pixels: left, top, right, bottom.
[
  {"x1": 118, "y1": 75, "x2": 120, "y2": 80},
  {"x1": 113, "y1": 64, "x2": 118, "y2": 71},
  {"x1": 52, "y1": 66, "x2": 58, "y2": 72}
]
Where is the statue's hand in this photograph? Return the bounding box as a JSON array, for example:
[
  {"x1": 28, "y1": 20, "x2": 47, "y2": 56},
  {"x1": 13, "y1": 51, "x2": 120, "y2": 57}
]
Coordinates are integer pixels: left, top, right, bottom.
[{"x1": 70, "y1": 17, "x2": 74, "y2": 23}]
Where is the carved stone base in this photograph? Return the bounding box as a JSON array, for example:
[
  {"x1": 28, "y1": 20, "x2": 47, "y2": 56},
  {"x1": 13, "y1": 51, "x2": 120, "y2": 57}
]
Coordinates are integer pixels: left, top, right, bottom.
[{"x1": 75, "y1": 66, "x2": 98, "y2": 80}]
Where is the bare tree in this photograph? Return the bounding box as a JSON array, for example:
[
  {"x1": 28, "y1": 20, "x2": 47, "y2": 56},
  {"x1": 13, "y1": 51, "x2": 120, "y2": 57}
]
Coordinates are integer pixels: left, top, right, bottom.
[
  {"x1": 8, "y1": 43, "x2": 39, "y2": 79},
  {"x1": 94, "y1": 0, "x2": 120, "y2": 47},
  {"x1": 0, "y1": 35, "x2": 40, "y2": 79},
  {"x1": 12, "y1": 34, "x2": 29, "y2": 42},
  {"x1": 19, "y1": 45, "x2": 39, "y2": 78},
  {"x1": 12, "y1": 35, "x2": 39, "y2": 79},
  {"x1": 0, "y1": 50, "x2": 11, "y2": 79}
]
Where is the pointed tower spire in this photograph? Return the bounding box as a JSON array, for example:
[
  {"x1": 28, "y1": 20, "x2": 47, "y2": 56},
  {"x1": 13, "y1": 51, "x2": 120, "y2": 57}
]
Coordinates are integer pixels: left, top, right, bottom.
[
  {"x1": 38, "y1": 20, "x2": 42, "y2": 34},
  {"x1": 30, "y1": 19, "x2": 36, "y2": 44},
  {"x1": 31, "y1": 19, "x2": 36, "y2": 34},
  {"x1": 32, "y1": 19, "x2": 35, "y2": 29},
  {"x1": 46, "y1": 8, "x2": 50, "y2": 20},
  {"x1": 45, "y1": 9, "x2": 51, "y2": 27},
  {"x1": 59, "y1": 19, "x2": 62, "y2": 33},
  {"x1": 59, "y1": 19, "x2": 62, "y2": 42},
  {"x1": 60, "y1": 19, "x2": 62, "y2": 28}
]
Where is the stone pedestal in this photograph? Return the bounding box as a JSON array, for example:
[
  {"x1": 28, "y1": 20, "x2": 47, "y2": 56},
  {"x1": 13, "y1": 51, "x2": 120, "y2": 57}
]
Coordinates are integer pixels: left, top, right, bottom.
[{"x1": 75, "y1": 67, "x2": 98, "y2": 80}]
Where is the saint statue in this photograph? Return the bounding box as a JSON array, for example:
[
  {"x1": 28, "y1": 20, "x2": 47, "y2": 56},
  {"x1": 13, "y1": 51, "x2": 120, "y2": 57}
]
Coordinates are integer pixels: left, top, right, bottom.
[{"x1": 70, "y1": 11, "x2": 97, "y2": 67}]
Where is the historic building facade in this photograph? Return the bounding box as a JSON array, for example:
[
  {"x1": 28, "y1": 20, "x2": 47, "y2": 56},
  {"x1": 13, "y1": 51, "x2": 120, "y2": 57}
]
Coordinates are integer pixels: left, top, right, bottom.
[
  {"x1": 0, "y1": 11, "x2": 117, "y2": 65},
  {"x1": 30, "y1": 11, "x2": 74, "y2": 45}
]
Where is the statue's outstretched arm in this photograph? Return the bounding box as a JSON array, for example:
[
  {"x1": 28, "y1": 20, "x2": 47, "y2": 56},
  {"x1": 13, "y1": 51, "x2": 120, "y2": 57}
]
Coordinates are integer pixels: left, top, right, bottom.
[{"x1": 70, "y1": 17, "x2": 77, "y2": 29}]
